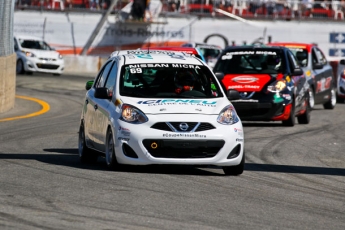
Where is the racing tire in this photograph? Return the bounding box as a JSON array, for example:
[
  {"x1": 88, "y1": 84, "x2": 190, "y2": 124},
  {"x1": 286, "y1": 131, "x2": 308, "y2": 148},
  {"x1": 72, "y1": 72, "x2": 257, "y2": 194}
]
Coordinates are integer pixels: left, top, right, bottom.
[
  {"x1": 78, "y1": 122, "x2": 98, "y2": 163},
  {"x1": 16, "y1": 59, "x2": 25, "y2": 75},
  {"x1": 282, "y1": 101, "x2": 295, "y2": 127},
  {"x1": 222, "y1": 151, "x2": 245, "y2": 176},
  {"x1": 297, "y1": 95, "x2": 311, "y2": 124},
  {"x1": 323, "y1": 87, "x2": 336, "y2": 110},
  {"x1": 309, "y1": 86, "x2": 315, "y2": 109},
  {"x1": 105, "y1": 128, "x2": 119, "y2": 170}
]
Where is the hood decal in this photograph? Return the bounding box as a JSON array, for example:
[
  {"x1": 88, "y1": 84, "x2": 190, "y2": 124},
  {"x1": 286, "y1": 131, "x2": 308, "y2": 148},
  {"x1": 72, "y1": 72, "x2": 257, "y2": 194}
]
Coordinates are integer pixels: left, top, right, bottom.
[{"x1": 222, "y1": 74, "x2": 272, "y2": 92}]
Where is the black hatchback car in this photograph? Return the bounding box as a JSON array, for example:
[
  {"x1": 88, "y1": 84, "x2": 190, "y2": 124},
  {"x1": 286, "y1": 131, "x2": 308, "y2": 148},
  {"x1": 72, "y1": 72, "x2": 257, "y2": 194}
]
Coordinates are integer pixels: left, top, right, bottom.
[{"x1": 213, "y1": 45, "x2": 310, "y2": 126}]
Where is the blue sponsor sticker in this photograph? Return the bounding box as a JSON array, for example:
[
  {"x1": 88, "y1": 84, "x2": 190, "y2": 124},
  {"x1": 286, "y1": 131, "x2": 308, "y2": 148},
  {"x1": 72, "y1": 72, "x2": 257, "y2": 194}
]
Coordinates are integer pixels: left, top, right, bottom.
[
  {"x1": 137, "y1": 99, "x2": 217, "y2": 105},
  {"x1": 329, "y1": 33, "x2": 345, "y2": 43}
]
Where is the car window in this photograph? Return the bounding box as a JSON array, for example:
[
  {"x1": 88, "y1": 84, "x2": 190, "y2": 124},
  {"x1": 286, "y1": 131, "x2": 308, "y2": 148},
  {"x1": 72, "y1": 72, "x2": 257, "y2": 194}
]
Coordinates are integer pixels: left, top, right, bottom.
[
  {"x1": 13, "y1": 38, "x2": 19, "y2": 51},
  {"x1": 95, "y1": 60, "x2": 114, "y2": 88},
  {"x1": 311, "y1": 48, "x2": 319, "y2": 65},
  {"x1": 19, "y1": 39, "x2": 52, "y2": 50},
  {"x1": 314, "y1": 47, "x2": 327, "y2": 65},
  {"x1": 119, "y1": 63, "x2": 223, "y2": 98},
  {"x1": 288, "y1": 48, "x2": 308, "y2": 67},
  {"x1": 198, "y1": 47, "x2": 221, "y2": 59},
  {"x1": 104, "y1": 61, "x2": 118, "y2": 95},
  {"x1": 214, "y1": 49, "x2": 285, "y2": 74},
  {"x1": 287, "y1": 50, "x2": 300, "y2": 72}
]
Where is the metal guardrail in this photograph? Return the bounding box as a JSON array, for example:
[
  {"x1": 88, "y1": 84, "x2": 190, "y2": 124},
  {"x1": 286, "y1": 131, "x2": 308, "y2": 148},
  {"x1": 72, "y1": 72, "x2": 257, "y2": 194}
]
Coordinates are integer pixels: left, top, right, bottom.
[
  {"x1": 1, "y1": 0, "x2": 15, "y2": 56},
  {"x1": 14, "y1": 0, "x2": 345, "y2": 21}
]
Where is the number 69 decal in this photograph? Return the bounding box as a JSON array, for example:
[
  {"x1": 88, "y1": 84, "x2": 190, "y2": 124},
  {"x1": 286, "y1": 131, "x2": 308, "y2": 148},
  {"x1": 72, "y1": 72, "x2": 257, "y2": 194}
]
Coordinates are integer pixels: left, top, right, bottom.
[{"x1": 130, "y1": 68, "x2": 142, "y2": 73}]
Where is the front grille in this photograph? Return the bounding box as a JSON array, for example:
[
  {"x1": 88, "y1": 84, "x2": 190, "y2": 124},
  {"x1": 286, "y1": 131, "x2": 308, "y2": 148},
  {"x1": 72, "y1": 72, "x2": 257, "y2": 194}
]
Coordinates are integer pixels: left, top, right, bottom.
[
  {"x1": 151, "y1": 122, "x2": 215, "y2": 132},
  {"x1": 36, "y1": 63, "x2": 59, "y2": 70},
  {"x1": 39, "y1": 58, "x2": 57, "y2": 61},
  {"x1": 143, "y1": 139, "x2": 225, "y2": 158}
]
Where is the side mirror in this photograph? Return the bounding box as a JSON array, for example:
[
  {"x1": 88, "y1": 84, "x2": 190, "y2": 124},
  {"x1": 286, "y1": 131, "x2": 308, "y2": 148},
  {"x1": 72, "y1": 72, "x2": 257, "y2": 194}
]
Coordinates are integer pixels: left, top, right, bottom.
[
  {"x1": 340, "y1": 59, "x2": 345, "y2": 65},
  {"x1": 94, "y1": 87, "x2": 112, "y2": 99},
  {"x1": 214, "y1": 72, "x2": 225, "y2": 81},
  {"x1": 292, "y1": 67, "x2": 303, "y2": 76},
  {"x1": 14, "y1": 44, "x2": 18, "y2": 51},
  {"x1": 85, "y1": 80, "x2": 94, "y2": 90},
  {"x1": 227, "y1": 89, "x2": 240, "y2": 100},
  {"x1": 313, "y1": 63, "x2": 323, "y2": 70}
]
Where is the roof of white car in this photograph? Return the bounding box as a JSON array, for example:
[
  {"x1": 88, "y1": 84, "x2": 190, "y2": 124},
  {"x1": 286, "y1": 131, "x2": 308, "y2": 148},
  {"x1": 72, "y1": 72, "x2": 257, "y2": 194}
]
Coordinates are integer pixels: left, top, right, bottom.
[
  {"x1": 14, "y1": 34, "x2": 44, "y2": 41},
  {"x1": 110, "y1": 50, "x2": 205, "y2": 65}
]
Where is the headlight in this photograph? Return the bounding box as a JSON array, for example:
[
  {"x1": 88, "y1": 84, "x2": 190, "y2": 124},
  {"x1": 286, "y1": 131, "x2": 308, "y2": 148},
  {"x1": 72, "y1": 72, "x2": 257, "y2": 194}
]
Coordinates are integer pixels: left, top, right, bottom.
[
  {"x1": 120, "y1": 104, "x2": 148, "y2": 124},
  {"x1": 58, "y1": 54, "x2": 63, "y2": 59},
  {"x1": 217, "y1": 105, "x2": 239, "y2": 125},
  {"x1": 267, "y1": 79, "x2": 286, "y2": 92},
  {"x1": 22, "y1": 51, "x2": 36, "y2": 57}
]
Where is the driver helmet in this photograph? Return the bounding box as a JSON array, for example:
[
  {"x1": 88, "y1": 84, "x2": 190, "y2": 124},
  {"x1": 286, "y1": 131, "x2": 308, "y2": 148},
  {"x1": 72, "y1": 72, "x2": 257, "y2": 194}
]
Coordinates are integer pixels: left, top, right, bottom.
[
  {"x1": 266, "y1": 55, "x2": 281, "y2": 69},
  {"x1": 174, "y1": 70, "x2": 196, "y2": 93}
]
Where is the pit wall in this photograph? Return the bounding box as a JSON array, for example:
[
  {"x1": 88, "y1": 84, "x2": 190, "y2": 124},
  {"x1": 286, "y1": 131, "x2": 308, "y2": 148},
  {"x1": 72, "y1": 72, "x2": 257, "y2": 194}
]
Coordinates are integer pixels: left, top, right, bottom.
[{"x1": 0, "y1": 54, "x2": 16, "y2": 113}]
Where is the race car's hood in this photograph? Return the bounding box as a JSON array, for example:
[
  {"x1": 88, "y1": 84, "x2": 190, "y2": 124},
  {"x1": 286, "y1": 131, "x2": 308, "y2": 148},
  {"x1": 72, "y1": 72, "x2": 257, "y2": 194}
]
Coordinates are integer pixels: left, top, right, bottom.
[
  {"x1": 122, "y1": 97, "x2": 231, "y2": 115},
  {"x1": 222, "y1": 74, "x2": 272, "y2": 92},
  {"x1": 22, "y1": 49, "x2": 61, "y2": 59}
]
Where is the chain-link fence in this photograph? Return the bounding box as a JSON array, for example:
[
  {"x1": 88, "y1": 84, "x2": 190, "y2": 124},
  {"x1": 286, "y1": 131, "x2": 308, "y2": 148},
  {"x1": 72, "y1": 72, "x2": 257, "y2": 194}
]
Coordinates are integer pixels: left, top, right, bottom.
[{"x1": 0, "y1": 0, "x2": 15, "y2": 57}]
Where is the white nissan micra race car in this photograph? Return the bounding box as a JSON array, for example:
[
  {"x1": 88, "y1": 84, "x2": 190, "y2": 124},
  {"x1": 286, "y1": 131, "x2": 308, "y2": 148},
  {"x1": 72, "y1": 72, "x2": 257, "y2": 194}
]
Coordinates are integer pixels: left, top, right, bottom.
[{"x1": 78, "y1": 50, "x2": 245, "y2": 175}]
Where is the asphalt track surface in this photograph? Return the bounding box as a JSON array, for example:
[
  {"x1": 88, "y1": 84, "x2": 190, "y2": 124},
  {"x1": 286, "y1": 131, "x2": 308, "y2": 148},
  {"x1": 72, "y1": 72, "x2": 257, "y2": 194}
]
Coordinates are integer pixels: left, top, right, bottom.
[{"x1": 0, "y1": 73, "x2": 345, "y2": 230}]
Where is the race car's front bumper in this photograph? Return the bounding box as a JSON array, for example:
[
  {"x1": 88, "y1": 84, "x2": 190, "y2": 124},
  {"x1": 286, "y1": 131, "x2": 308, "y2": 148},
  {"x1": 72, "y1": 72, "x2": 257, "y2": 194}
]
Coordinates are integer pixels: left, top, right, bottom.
[
  {"x1": 113, "y1": 114, "x2": 244, "y2": 166},
  {"x1": 24, "y1": 57, "x2": 64, "y2": 74},
  {"x1": 231, "y1": 100, "x2": 289, "y2": 121}
]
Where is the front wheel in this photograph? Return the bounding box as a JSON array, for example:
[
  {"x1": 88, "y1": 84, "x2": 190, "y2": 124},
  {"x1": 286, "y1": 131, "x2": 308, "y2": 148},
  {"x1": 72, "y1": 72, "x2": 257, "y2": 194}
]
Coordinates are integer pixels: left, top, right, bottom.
[
  {"x1": 16, "y1": 59, "x2": 25, "y2": 74},
  {"x1": 105, "y1": 128, "x2": 118, "y2": 170},
  {"x1": 309, "y1": 86, "x2": 315, "y2": 109},
  {"x1": 297, "y1": 94, "x2": 311, "y2": 124},
  {"x1": 323, "y1": 87, "x2": 336, "y2": 110},
  {"x1": 223, "y1": 151, "x2": 245, "y2": 176},
  {"x1": 78, "y1": 123, "x2": 98, "y2": 163}
]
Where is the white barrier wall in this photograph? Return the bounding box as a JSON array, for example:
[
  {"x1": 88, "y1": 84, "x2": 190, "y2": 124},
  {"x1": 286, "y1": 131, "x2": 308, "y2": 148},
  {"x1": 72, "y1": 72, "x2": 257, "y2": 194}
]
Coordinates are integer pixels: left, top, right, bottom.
[{"x1": 13, "y1": 11, "x2": 345, "y2": 73}]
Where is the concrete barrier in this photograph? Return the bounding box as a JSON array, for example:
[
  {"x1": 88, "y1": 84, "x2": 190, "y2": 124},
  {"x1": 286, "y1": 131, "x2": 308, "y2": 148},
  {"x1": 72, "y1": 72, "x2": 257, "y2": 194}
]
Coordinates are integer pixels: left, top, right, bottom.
[
  {"x1": 0, "y1": 53, "x2": 16, "y2": 113},
  {"x1": 63, "y1": 55, "x2": 108, "y2": 77}
]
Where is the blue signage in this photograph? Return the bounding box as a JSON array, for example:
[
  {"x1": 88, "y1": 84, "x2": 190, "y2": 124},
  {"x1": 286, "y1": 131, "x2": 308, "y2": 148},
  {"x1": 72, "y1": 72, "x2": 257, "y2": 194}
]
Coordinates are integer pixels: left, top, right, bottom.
[
  {"x1": 329, "y1": 49, "x2": 345, "y2": 57},
  {"x1": 330, "y1": 33, "x2": 345, "y2": 43}
]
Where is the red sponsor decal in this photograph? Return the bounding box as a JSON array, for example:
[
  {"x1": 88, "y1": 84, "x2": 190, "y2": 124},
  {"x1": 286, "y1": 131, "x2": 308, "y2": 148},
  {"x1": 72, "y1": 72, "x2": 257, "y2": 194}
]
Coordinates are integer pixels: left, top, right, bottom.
[
  {"x1": 316, "y1": 76, "x2": 332, "y2": 93},
  {"x1": 222, "y1": 74, "x2": 272, "y2": 92}
]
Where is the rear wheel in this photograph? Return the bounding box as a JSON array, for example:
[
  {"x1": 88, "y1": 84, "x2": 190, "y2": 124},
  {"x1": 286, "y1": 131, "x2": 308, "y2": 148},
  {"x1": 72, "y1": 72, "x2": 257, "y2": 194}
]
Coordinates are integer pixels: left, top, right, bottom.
[
  {"x1": 282, "y1": 101, "x2": 295, "y2": 127},
  {"x1": 323, "y1": 87, "x2": 336, "y2": 109},
  {"x1": 105, "y1": 128, "x2": 118, "y2": 170},
  {"x1": 223, "y1": 151, "x2": 245, "y2": 176},
  {"x1": 78, "y1": 122, "x2": 98, "y2": 163}
]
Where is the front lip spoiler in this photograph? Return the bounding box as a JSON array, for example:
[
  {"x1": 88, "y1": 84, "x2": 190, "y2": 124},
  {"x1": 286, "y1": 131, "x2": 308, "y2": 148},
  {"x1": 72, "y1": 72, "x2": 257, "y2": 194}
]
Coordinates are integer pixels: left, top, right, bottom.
[{"x1": 272, "y1": 103, "x2": 292, "y2": 121}]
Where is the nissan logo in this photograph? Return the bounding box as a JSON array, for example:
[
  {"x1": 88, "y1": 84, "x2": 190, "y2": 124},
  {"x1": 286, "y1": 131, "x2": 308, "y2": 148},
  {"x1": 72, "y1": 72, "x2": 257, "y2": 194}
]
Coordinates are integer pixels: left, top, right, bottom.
[
  {"x1": 179, "y1": 123, "x2": 189, "y2": 131},
  {"x1": 232, "y1": 76, "x2": 258, "y2": 84}
]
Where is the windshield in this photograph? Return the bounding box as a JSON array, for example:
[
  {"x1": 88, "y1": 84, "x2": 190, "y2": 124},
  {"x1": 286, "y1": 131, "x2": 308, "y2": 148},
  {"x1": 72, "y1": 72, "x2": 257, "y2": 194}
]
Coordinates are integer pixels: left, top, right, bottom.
[
  {"x1": 198, "y1": 47, "x2": 221, "y2": 59},
  {"x1": 214, "y1": 49, "x2": 286, "y2": 74},
  {"x1": 119, "y1": 63, "x2": 223, "y2": 98},
  {"x1": 19, "y1": 39, "x2": 53, "y2": 50},
  {"x1": 287, "y1": 48, "x2": 308, "y2": 67}
]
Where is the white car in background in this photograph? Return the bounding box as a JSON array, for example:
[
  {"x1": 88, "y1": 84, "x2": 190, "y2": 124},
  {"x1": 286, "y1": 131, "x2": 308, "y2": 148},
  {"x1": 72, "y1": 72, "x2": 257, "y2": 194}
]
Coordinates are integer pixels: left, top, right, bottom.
[
  {"x1": 14, "y1": 35, "x2": 64, "y2": 75},
  {"x1": 78, "y1": 50, "x2": 245, "y2": 175}
]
